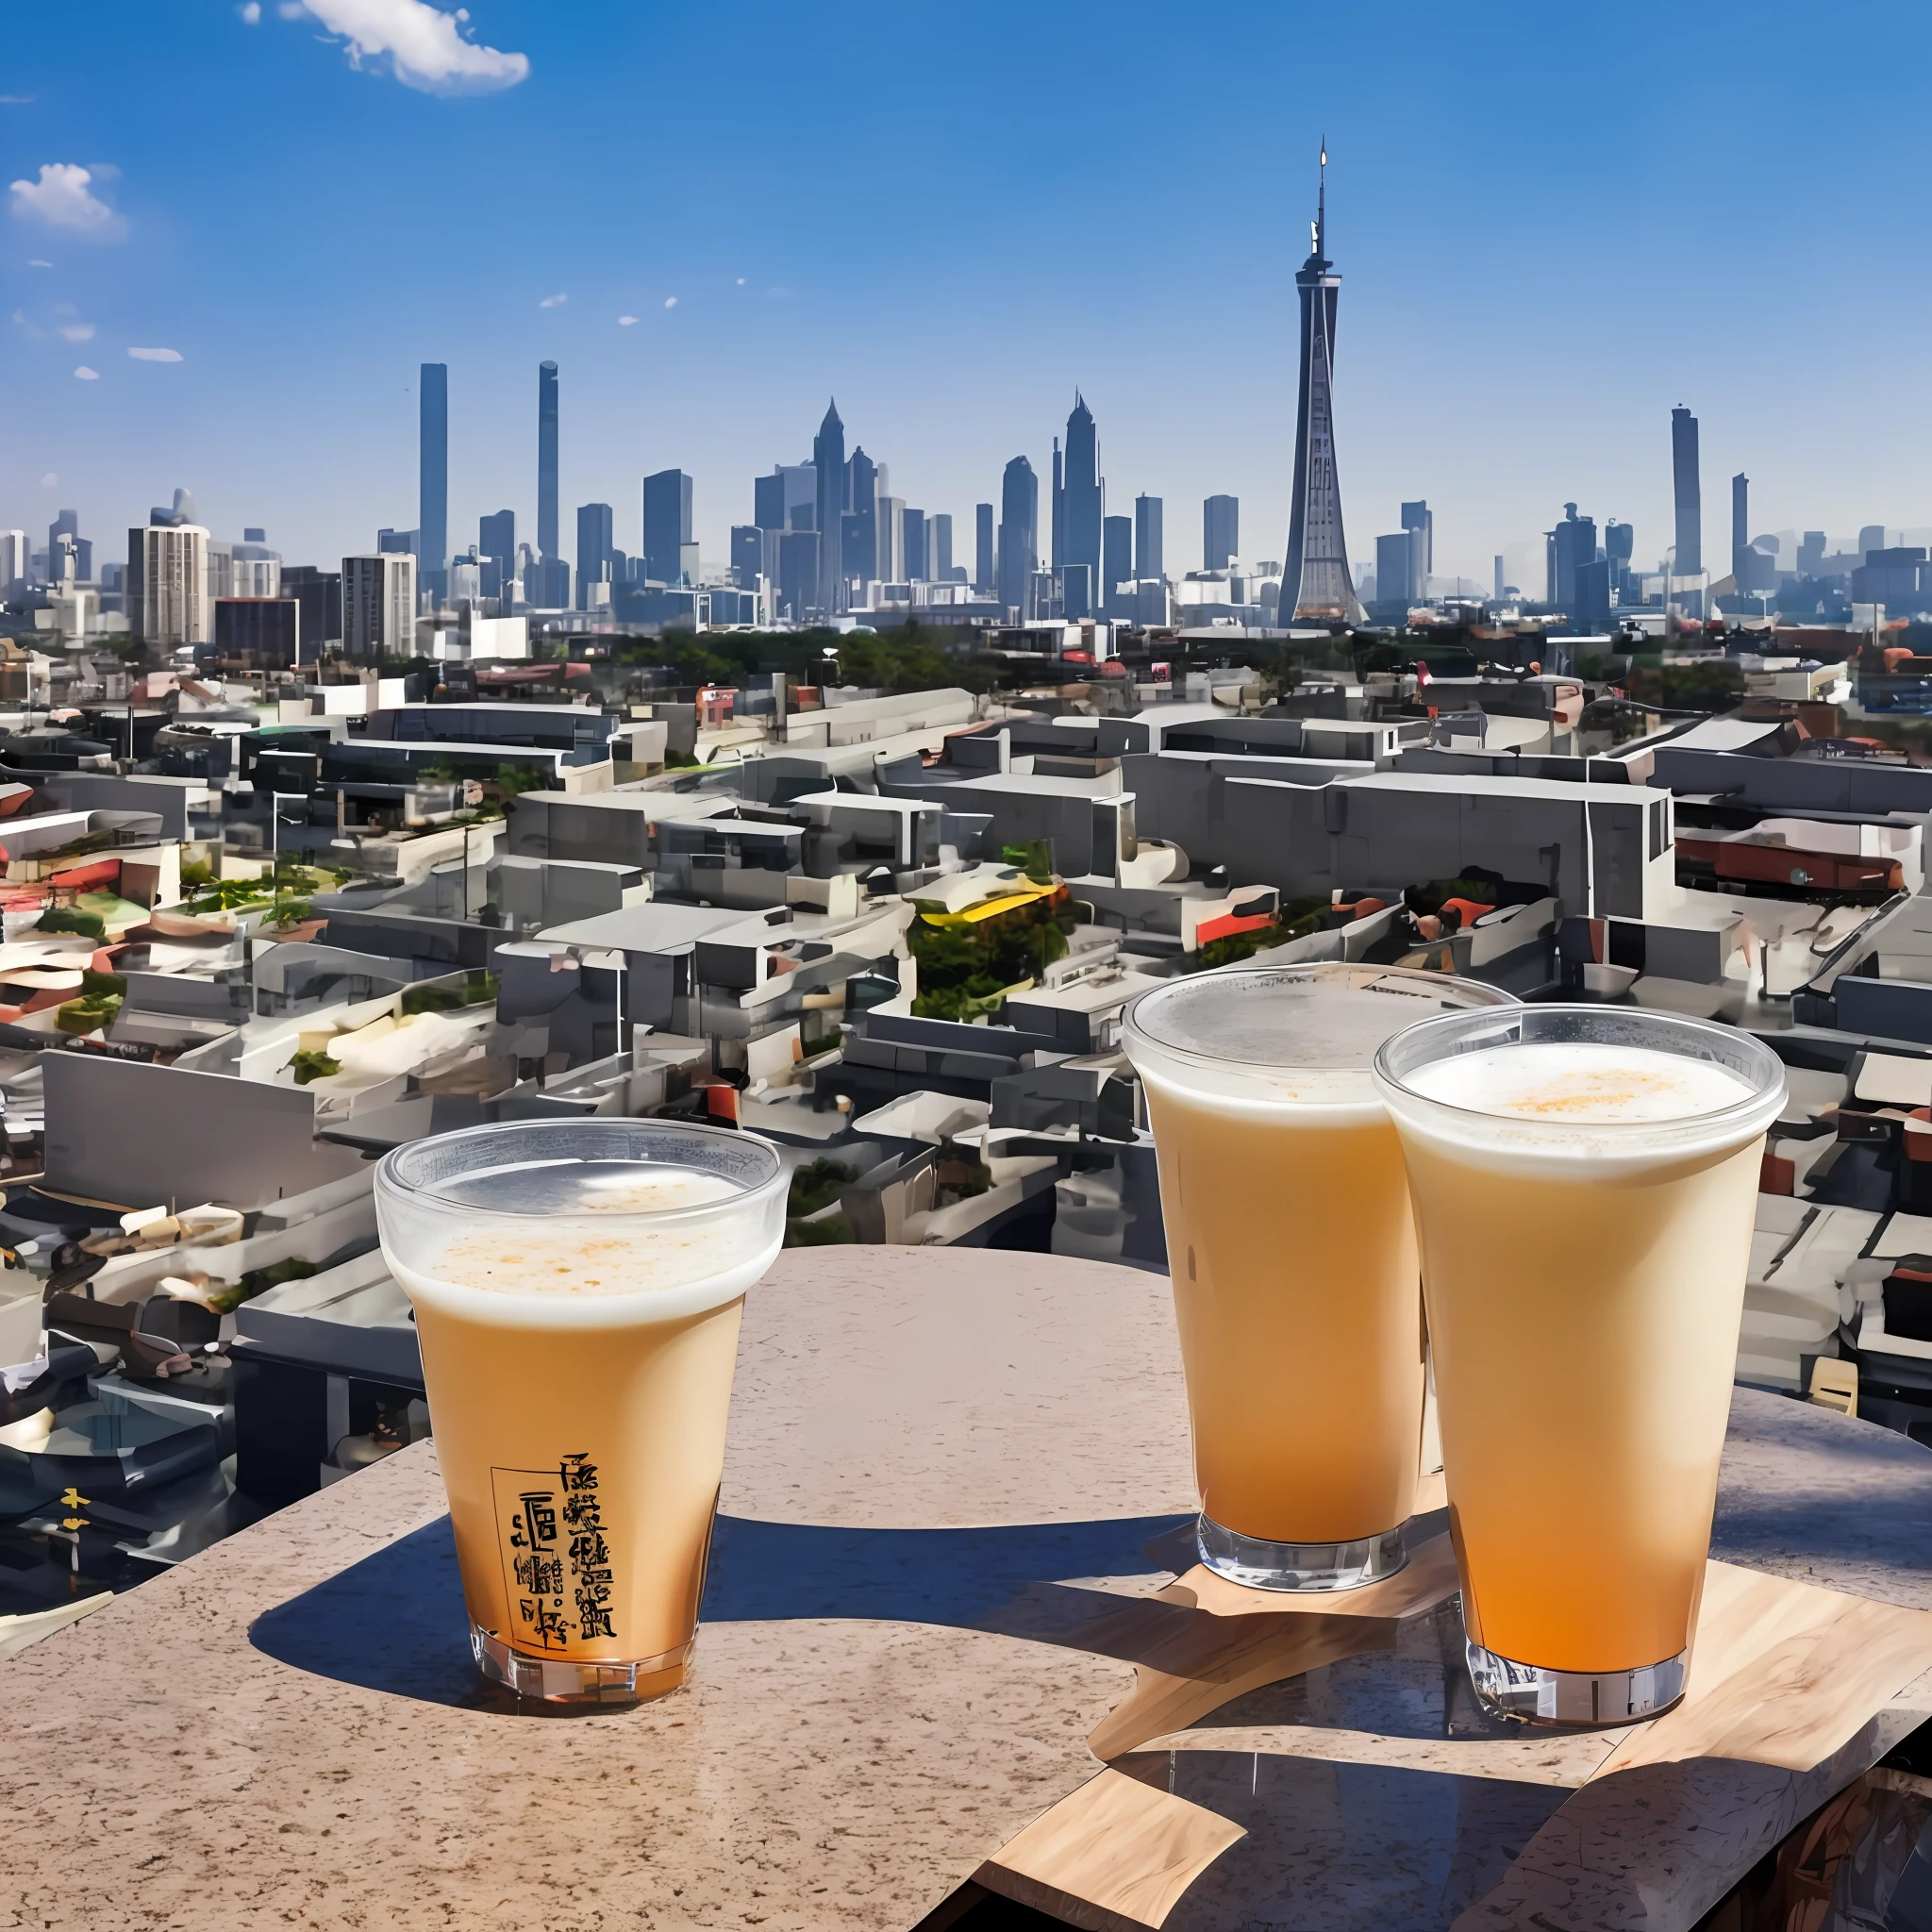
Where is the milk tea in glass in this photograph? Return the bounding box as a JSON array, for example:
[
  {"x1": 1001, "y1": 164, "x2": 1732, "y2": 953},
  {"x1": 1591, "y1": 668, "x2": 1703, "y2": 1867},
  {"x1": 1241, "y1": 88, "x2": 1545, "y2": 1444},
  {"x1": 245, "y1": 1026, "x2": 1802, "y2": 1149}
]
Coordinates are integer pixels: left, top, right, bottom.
[
  {"x1": 375, "y1": 1120, "x2": 787, "y2": 1707},
  {"x1": 1122, "y1": 964, "x2": 1516, "y2": 1591},
  {"x1": 1373, "y1": 1006, "x2": 1784, "y2": 1724}
]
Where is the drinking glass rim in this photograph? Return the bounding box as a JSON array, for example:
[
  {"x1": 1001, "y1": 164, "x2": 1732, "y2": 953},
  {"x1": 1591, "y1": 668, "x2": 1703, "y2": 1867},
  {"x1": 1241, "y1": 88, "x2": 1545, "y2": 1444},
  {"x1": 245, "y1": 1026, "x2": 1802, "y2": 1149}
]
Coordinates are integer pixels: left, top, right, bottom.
[
  {"x1": 375, "y1": 1117, "x2": 787, "y2": 1225},
  {"x1": 1370, "y1": 1002, "x2": 1786, "y2": 1136},
  {"x1": 1122, "y1": 960, "x2": 1516, "y2": 1074}
]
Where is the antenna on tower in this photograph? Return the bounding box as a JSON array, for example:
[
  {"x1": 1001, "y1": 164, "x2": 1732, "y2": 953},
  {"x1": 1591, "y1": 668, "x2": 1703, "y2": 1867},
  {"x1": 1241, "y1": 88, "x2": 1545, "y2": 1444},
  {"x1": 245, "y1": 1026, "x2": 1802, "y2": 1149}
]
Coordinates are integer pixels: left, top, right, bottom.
[{"x1": 1315, "y1": 138, "x2": 1327, "y2": 258}]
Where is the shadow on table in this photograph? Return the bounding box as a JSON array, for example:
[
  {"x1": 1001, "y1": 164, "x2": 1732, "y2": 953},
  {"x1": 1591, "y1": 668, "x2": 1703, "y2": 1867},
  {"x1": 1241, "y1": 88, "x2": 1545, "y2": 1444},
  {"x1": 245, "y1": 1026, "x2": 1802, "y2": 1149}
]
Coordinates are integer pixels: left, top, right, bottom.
[{"x1": 247, "y1": 1510, "x2": 1197, "y2": 1711}]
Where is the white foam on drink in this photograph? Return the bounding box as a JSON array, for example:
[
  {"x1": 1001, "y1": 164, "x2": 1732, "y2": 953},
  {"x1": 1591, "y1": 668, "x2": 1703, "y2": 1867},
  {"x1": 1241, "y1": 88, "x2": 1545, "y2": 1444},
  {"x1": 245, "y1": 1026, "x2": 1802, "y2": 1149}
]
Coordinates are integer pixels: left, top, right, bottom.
[
  {"x1": 1393, "y1": 1041, "x2": 1774, "y2": 1169},
  {"x1": 385, "y1": 1163, "x2": 782, "y2": 1324},
  {"x1": 1126, "y1": 968, "x2": 1507, "y2": 1116}
]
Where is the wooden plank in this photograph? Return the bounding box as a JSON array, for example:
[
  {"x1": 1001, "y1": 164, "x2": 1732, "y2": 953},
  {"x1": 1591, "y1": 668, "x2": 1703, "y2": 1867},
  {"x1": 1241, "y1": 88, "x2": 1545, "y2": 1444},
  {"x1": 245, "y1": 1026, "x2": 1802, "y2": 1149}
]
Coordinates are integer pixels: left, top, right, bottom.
[
  {"x1": 975, "y1": 1767, "x2": 1245, "y2": 1931},
  {"x1": 1088, "y1": 1609, "x2": 1396, "y2": 1758},
  {"x1": 1593, "y1": 1559, "x2": 1932, "y2": 1777},
  {"x1": 1157, "y1": 1530, "x2": 1460, "y2": 1624}
]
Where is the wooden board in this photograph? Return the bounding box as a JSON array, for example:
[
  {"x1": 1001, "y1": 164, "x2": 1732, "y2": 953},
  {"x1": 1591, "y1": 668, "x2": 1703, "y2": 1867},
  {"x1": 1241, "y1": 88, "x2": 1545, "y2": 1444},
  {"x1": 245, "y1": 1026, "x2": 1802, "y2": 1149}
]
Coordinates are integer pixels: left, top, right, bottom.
[{"x1": 975, "y1": 1767, "x2": 1245, "y2": 1932}]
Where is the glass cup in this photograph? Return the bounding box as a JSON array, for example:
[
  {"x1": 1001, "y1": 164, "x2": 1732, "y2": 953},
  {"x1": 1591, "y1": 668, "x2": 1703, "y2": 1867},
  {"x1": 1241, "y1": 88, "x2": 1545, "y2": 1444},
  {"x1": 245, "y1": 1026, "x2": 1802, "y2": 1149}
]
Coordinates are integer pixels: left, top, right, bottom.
[
  {"x1": 375, "y1": 1119, "x2": 787, "y2": 1707},
  {"x1": 1372, "y1": 1006, "x2": 1785, "y2": 1724},
  {"x1": 1122, "y1": 963, "x2": 1517, "y2": 1591}
]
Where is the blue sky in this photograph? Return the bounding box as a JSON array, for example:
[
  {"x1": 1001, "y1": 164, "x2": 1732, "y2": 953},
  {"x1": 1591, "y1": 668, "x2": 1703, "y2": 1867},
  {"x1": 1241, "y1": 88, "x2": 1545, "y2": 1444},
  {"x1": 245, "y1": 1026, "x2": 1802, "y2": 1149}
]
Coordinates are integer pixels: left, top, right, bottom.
[{"x1": 5, "y1": 1, "x2": 1932, "y2": 590}]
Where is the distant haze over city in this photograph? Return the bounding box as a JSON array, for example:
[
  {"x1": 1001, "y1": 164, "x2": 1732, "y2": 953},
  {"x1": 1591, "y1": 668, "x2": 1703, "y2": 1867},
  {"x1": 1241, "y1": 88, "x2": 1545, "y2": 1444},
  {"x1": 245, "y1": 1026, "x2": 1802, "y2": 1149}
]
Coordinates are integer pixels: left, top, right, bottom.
[{"x1": 4, "y1": 0, "x2": 1929, "y2": 586}]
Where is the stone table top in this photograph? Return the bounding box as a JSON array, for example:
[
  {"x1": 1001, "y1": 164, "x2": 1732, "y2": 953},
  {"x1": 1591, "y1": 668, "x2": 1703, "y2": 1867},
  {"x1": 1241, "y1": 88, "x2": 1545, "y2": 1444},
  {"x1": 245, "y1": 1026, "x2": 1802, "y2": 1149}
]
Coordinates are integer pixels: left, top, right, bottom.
[{"x1": 1, "y1": 1244, "x2": 1928, "y2": 1932}]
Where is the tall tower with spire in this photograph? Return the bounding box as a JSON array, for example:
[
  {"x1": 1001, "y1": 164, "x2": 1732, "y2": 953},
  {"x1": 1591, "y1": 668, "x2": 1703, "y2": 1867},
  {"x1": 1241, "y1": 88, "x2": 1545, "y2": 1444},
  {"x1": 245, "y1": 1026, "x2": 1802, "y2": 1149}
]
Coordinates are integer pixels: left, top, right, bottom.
[
  {"x1": 813, "y1": 399, "x2": 845, "y2": 616},
  {"x1": 1282, "y1": 145, "x2": 1363, "y2": 624},
  {"x1": 1062, "y1": 392, "x2": 1102, "y2": 619}
]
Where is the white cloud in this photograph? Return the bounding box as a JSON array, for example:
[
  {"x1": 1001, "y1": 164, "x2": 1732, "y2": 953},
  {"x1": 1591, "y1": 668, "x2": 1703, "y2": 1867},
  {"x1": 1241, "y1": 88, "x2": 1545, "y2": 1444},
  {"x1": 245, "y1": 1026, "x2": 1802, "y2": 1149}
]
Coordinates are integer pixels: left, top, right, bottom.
[
  {"x1": 617, "y1": 315, "x2": 637, "y2": 326},
  {"x1": 539, "y1": 291, "x2": 566, "y2": 308},
  {"x1": 295, "y1": 0, "x2": 529, "y2": 95},
  {"x1": 736, "y1": 276, "x2": 745, "y2": 286},
  {"x1": 58, "y1": 322, "x2": 93, "y2": 341},
  {"x1": 10, "y1": 308, "x2": 40, "y2": 338},
  {"x1": 26, "y1": 258, "x2": 50, "y2": 268},
  {"x1": 239, "y1": 1, "x2": 262, "y2": 19},
  {"x1": 0, "y1": 96, "x2": 35, "y2": 108},
  {"x1": 278, "y1": 1, "x2": 304, "y2": 14},
  {"x1": 40, "y1": 474, "x2": 56, "y2": 488},
  {"x1": 128, "y1": 345, "x2": 183, "y2": 361},
  {"x1": 74, "y1": 366, "x2": 98, "y2": 380},
  {"x1": 663, "y1": 295, "x2": 677, "y2": 308},
  {"x1": 8, "y1": 163, "x2": 119, "y2": 236}
]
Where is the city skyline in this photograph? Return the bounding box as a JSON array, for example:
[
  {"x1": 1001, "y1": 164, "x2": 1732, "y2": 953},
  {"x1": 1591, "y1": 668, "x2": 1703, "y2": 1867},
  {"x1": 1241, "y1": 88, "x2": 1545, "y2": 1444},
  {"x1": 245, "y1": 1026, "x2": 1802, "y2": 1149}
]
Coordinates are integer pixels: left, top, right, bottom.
[{"x1": 7, "y1": 2, "x2": 1932, "y2": 588}]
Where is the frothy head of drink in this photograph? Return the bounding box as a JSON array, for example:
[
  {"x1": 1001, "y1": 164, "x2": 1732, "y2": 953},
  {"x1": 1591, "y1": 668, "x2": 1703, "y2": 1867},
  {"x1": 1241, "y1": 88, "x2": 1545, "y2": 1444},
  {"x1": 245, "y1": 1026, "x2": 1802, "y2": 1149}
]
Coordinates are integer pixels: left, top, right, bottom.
[
  {"x1": 1124, "y1": 964, "x2": 1515, "y2": 1112},
  {"x1": 1374, "y1": 1009, "x2": 1787, "y2": 1171},
  {"x1": 375, "y1": 1124, "x2": 790, "y2": 1325}
]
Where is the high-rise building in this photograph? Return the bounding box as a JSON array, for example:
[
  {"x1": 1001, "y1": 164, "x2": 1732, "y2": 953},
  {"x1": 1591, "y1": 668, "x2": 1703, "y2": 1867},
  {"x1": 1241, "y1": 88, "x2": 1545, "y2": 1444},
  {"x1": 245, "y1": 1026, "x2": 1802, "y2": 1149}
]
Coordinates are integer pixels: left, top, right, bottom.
[
  {"x1": 342, "y1": 552, "x2": 416, "y2": 660},
  {"x1": 479, "y1": 509, "x2": 515, "y2": 603},
  {"x1": 0, "y1": 532, "x2": 26, "y2": 589},
  {"x1": 1671, "y1": 406, "x2": 1701, "y2": 575},
  {"x1": 1399, "y1": 501, "x2": 1432, "y2": 587},
  {"x1": 575, "y1": 502, "x2": 614, "y2": 608},
  {"x1": 813, "y1": 401, "x2": 845, "y2": 616},
  {"x1": 1605, "y1": 520, "x2": 1635, "y2": 603},
  {"x1": 1051, "y1": 437, "x2": 1064, "y2": 574},
  {"x1": 1063, "y1": 394, "x2": 1102, "y2": 608},
  {"x1": 1730, "y1": 474, "x2": 1750, "y2": 588},
  {"x1": 1493, "y1": 555, "x2": 1506, "y2": 603},
  {"x1": 1282, "y1": 149, "x2": 1363, "y2": 622},
  {"x1": 1204, "y1": 494, "x2": 1239, "y2": 572},
  {"x1": 127, "y1": 523, "x2": 210, "y2": 646},
  {"x1": 1103, "y1": 514, "x2": 1133, "y2": 617},
  {"x1": 280, "y1": 565, "x2": 341, "y2": 647},
  {"x1": 846, "y1": 448, "x2": 879, "y2": 586},
  {"x1": 930, "y1": 513, "x2": 955, "y2": 581},
  {"x1": 876, "y1": 497, "x2": 906, "y2": 583},
  {"x1": 754, "y1": 473, "x2": 786, "y2": 533},
  {"x1": 420, "y1": 362, "x2": 448, "y2": 596},
  {"x1": 997, "y1": 457, "x2": 1038, "y2": 616},
  {"x1": 777, "y1": 530, "x2": 818, "y2": 622},
  {"x1": 230, "y1": 531, "x2": 280, "y2": 599},
  {"x1": 1135, "y1": 494, "x2": 1163, "y2": 582},
  {"x1": 49, "y1": 509, "x2": 90, "y2": 583},
  {"x1": 1797, "y1": 531, "x2": 1825, "y2": 577},
  {"x1": 730, "y1": 526, "x2": 763, "y2": 590},
  {"x1": 903, "y1": 509, "x2": 927, "y2": 583},
  {"x1": 537, "y1": 361, "x2": 560, "y2": 567},
  {"x1": 1545, "y1": 503, "x2": 1597, "y2": 609},
  {"x1": 1375, "y1": 533, "x2": 1416, "y2": 611},
  {"x1": 1859, "y1": 525, "x2": 1887, "y2": 562},
  {"x1": 215, "y1": 597, "x2": 299, "y2": 666},
  {"x1": 974, "y1": 504, "x2": 994, "y2": 591},
  {"x1": 642, "y1": 470, "x2": 693, "y2": 585},
  {"x1": 1063, "y1": 564, "x2": 1092, "y2": 620}
]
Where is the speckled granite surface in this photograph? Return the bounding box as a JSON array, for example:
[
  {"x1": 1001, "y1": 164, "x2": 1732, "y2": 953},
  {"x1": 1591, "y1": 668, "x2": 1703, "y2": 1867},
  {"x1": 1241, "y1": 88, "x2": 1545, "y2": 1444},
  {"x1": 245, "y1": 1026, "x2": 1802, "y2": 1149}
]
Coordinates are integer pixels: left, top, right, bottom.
[{"x1": 3, "y1": 1248, "x2": 1928, "y2": 1932}]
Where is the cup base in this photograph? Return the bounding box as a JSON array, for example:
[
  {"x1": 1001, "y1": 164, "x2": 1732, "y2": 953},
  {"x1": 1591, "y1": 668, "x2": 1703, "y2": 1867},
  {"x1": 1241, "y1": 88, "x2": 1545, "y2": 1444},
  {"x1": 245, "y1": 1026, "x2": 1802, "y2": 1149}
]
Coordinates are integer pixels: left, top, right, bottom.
[
  {"x1": 1195, "y1": 1515, "x2": 1407, "y2": 1592},
  {"x1": 471, "y1": 1624, "x2": 691, "y2": 1707},
  {"x1": 1465, "y1": 1638, "x2": 1687, "y2": 1727}
]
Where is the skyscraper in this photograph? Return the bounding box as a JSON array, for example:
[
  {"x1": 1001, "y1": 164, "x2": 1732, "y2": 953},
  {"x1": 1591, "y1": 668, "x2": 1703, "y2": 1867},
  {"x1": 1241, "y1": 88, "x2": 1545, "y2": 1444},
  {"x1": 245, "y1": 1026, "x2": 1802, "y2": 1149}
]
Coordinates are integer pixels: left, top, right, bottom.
[
  {"x1": 1282, "y1": 148, "x2": 1363, "y2": 623},
  {"x1": 1545, "y1": 503, "x2": 1596, "y2": 609},
  {"x1": 998, "y1": 456, "x2": 1038, "y2": 616},
  {"x1": 575, "y1": 502, "x2": 614, "y2": 607},
  {"x1": 537, "y1": 362, "x2": 559, "y2": 564},
  {"x1": 1103, "y1": 514, "x2": 1133, "y2": 617},
  {"x1": 642, "y1": 470, "x2": 693, "y2": 585},
  {"x1": 1204, "y1": 494, "x2": 1239, "y2": 571},
  {"x1": 1606, "y1": 520, "x2": 1635, "y2": 604},
  {"x1": 1063, "y1": 394, "x2": 1102, "y2": 609},
  {"x1": 1798, "y1": 531, "x2": 1825, "y2": 577},
  {"x1": 341, "y1": 552, "x2": 415, "y2": 660},
  {"x1": 1400, "y1": 500, "x2": 1432, "y2": 587},
  {"x1": 1671, "y1": 406, "x2": 1701, "y2": 575},
  {"x1": 128, "y1": 522, "x2": 210, "y2": 646},
  {"x1": 420, "y1": 362, "x2": 448, "y2": 594},
  {"x1": 1135, "y1": 495, "x2": 1163, "y2": 582},
  {"x1": 1493, "y1": 555, "x2": 1506, "y2": 603},
  {"x1": 754, "y1": 473, "x2": 786, "y2": 533},
  {"x1": 846, "y1": 447, "x2": 878, "y2": 585},
  {"x1": 479, "y1": 508, "x2": 515, "y2": 602},
  {"x1": 903, "y1": 509, "x2": 927, "y2": 583},
  {"x1": 875, "y1": 497, "x2": 906, "y2": 583},
  {"x1": 1051, "y1": 437, "x2": 1064, "y2": 574},
  {"x1": 1731, "y1": 474, "x2": 1749, "y2": 587},
  {"x1": 931, "y1": 513, "x2": 955, "y2": 580},
  {"x1": 974, "y1": 503, "x2": 994, "y2": 591},
  {"x1": 813, "y1": 401, "x2": 845, "y2": 615}
]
